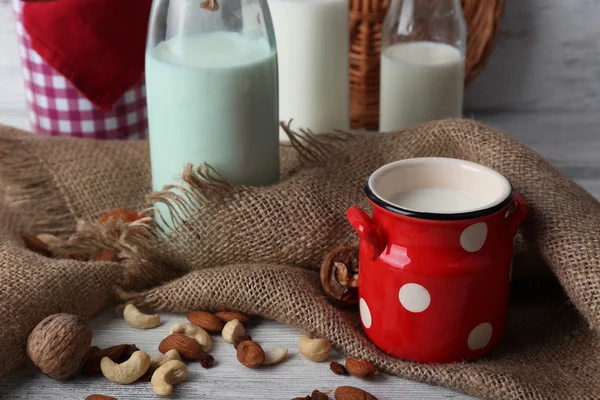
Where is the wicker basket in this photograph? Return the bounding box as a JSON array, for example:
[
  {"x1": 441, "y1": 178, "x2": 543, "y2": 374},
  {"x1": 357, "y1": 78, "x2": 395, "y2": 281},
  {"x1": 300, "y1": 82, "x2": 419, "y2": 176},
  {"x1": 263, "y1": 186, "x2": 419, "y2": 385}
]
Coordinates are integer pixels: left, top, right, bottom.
[{"x1": 349, "y1": 0, "x2": 505, "y2": 130}]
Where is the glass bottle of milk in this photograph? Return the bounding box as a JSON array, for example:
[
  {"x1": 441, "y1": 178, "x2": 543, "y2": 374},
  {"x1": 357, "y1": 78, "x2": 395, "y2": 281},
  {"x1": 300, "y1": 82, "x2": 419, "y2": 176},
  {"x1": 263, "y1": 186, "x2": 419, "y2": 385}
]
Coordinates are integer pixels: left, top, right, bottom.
[
  {"x1": 146, "y1": 0, "x2": 279, "y2": 193},
  {"x1": 267, "y1": 0, "x2": 350, "y2": 141},
  {"x1": 379, "y1": 0, "x2": 466, "y2": 131}
]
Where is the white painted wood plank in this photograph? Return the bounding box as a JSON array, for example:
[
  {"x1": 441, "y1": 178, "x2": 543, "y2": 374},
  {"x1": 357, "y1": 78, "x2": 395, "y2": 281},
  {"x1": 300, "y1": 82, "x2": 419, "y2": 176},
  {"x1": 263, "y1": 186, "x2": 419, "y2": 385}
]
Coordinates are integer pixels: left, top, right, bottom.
[
  {"x1": 465, "y1": 0, "x2": 600, "y2": 113},
  {"x1": 0, "y1": 308, "x2": 476, "y2": 400}
]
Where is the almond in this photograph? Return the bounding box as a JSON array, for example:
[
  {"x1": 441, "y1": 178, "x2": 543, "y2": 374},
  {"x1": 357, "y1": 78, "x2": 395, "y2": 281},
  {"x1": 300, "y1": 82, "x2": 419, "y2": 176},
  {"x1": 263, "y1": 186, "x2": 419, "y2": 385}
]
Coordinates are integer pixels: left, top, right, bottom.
[
  {"x1": 236, "y1": 340, "x2": 265, "y2": 368},
  {"x1": 334, "y1": 386, "x2": 378, "y2": 400},
  {"x1": 85, "y1": 395, "x2": 117, "y2": 400},
  {"x1": 83, "y1": 344, "x2": 127, "y2": 374},
  {"x1": 187, "y1": 311, "x2": 224, "y2": 332},
  {"x1": 159, "y1": 334, "x2": 204, "y2": 360},
  {"x1": 344, "y1": 358, "x2": 378, "y2": 379},
  {"x1": 64, "y1": 251, "x2": 89, "y2": 261},
  {"x1": 98, "y1": 209, "x2": 141, "y2": 224},
  {"x1": 215, "y1": 311, "x2": 251, "y2": 323},
  {"x1": 22, "y1": 233, "x2": 52, "y2": 257},
  {"x1": 94, "y1": 250, "x2": 118, "y2": 262}
]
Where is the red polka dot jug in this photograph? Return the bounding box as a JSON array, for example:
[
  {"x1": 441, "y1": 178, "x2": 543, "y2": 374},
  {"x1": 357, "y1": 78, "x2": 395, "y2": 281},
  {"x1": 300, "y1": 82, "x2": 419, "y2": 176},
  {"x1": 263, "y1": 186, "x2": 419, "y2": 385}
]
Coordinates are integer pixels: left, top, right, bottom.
[{"x1": 347, "y1": 158, "x2": 530, "y2": 363}]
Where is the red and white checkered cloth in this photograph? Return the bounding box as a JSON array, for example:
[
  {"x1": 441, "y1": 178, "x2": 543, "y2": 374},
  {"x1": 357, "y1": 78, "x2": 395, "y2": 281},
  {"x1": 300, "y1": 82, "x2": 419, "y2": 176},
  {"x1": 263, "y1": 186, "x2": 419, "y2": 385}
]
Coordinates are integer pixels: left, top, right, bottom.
[{"x1": 12, "y1": 0, "x2": 148, "y2": 139}]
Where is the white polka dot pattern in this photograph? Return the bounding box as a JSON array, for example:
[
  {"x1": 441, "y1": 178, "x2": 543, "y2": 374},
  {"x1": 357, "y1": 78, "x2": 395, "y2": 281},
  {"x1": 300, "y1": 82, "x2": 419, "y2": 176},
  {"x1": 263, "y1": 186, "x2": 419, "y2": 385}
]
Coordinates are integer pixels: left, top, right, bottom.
[
  {"x1": 359, "y1": 298, "x2": 372, "y2": 329},
  {"x1": 460, "y1": 222, "x2": 488, "y2": 252},
  {"x1": 468, "y1": 322, "x2": 493, "y2": 350},
  {"x1": 399, "y1": 283, "x2": 431, "y2": 313}
]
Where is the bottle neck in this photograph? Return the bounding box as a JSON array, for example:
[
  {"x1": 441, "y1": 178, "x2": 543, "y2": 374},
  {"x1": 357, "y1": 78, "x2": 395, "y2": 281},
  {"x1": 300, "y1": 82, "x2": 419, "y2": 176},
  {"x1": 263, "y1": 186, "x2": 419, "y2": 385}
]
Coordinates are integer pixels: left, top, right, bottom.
[{"x1": 383, "y1": 0, "x2": 466, "y2": 56}]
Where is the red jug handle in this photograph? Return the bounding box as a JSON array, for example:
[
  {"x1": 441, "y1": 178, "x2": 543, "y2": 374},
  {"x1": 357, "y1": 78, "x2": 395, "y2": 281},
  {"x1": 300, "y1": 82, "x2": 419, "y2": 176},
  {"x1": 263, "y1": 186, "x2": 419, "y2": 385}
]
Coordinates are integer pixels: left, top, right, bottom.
[
  {"x1": 505, "y1": 191, "x2": 530, "y2": 237},
  {"x1": 346, "y1": 206, "x2": 386, "y2": 261}
]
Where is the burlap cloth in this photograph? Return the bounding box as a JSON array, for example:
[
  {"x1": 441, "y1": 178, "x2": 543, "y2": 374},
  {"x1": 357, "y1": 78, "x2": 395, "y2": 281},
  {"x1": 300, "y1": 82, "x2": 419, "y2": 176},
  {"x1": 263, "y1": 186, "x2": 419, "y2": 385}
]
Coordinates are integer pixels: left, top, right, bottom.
[{"x1": 0, "y1": 119, "x2": 599, "y2": 399}]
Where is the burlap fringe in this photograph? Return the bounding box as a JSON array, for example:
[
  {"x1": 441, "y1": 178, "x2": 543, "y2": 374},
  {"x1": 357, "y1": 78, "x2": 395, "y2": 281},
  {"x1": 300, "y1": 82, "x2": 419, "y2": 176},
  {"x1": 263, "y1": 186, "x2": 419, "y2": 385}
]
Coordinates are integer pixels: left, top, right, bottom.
[
  {"x1": 120, "y1": 123, "x2": 353, "y2": 251},
  {"x1": 118, "y1": 290, "x2": 163, "y2": 309},
  {"x1": 0, "y1": 136, "x2": 74, "y2": 237},
  {"x1": 66, "y1": 216, "x2": 151, "y2": 258},
  {"x1": 146, "y1": 163, "x2": 239, "y2": 234},
  {"x1": 52, "y1": 125, "x2": 354, "y2": 274},
  {"x1": 280, "y1": 120, "x2": 354, "y2": 164},
  {"x1": 66, "y1": 216, "x2": 183, "y2": 289}
]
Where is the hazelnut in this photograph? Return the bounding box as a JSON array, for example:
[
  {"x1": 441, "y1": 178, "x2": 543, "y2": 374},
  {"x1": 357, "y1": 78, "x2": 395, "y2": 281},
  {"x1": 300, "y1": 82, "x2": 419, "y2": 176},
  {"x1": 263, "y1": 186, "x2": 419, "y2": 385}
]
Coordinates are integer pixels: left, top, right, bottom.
[
  {"x1": 236, "y1": 341, "x2": 265, "y2": 368},
  {"x1": 26, "y1": 313, "x2": 92, "y2": 380},
  {"x1": 298, "y1": 335, "x2": 332, "y2": 362},
  {"x1": 234, "y1": 334, "x2": 253, "y2": 349}
]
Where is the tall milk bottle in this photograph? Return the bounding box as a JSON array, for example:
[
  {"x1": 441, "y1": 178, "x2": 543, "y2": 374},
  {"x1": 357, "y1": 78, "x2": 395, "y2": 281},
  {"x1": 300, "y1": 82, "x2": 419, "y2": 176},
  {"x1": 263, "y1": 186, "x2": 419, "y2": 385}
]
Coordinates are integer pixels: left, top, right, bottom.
[
  {"x1": 267, "y1": 0, "x2": 350, "y2": 141},
  {"x1": 379, "y1": 0, "x2": 466, "y2": 131},
  {"x1": 145, "y1": 0, "x2": 279, "y2": 227}
]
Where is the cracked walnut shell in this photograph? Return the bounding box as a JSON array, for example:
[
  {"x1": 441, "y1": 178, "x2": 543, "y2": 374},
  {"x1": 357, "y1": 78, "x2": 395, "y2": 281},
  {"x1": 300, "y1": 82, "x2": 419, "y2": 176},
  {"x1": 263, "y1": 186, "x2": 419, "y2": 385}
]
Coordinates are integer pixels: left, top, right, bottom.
[{"x1": 320, "y1": 246, "x2": 359, "y2": 306}]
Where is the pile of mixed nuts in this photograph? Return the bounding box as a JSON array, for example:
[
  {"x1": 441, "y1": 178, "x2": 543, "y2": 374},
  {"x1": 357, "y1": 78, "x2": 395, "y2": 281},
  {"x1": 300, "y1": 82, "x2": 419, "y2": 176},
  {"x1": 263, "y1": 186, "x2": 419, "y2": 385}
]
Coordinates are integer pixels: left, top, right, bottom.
[
  {"x1": 23, "y1": 210, "x2": 379, "y2": 399},
  {"x1": 26, "y1": 305, "x2": 379, "y2": 399}
]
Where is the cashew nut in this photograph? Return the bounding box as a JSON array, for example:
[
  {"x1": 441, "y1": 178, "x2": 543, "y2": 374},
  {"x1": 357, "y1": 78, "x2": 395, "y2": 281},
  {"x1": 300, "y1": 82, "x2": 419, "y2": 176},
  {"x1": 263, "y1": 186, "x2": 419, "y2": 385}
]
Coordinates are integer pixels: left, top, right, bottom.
[
  {"x1": 100, "y1": 350, "x2": 151, "y2": 384},
  {"x1": 150, "y1": 349, "x2": 181, "y2": 369},
  {"x1": 222, "y1": 319, "x2": 245, "y2": 344},
  {"x1": 151, "y1": 360, "x2": 188, "y2": 396},
  {"x1": 262, "y1": 346, "x2": 288, "y2": 366},
  {"x1": 169, "y1": 322, "x2": 212, "y2": 352},
  {"x1": 298, "y1": 335, "x2": 332, "y2": 362},
  {"x1": 123, "y1": 304, "x2": 160, "y2": 329},
  {"x1": 36, "y1": 233, "x2": 62, "y2": 247}
]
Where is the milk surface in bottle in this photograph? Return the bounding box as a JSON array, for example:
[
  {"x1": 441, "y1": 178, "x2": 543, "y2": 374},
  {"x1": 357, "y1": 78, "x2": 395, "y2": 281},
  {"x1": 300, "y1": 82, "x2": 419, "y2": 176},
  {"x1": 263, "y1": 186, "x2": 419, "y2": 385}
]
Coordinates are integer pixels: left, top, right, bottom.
[
  {"x1": 380, "y1": 41, "x2": 464, "y2": 132},
  {"x1": 267, "y1": 0, "x2": 350, "y2": 140},
  {"x1": 379, "y1": 0, "x2": 466, "y2": 131},
  {"x1": 146, "y1": 0, "x2": 279, "y2": 193}
]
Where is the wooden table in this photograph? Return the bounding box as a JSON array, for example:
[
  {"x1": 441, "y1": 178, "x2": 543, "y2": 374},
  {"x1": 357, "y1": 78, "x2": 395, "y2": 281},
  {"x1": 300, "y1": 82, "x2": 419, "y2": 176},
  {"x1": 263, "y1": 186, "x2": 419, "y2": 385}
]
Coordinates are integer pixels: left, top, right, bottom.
[
  {"x1": 1, "y1": 0, "x2": 599, "y2": 398},
  {"x1": 0, "y1": 309, "x2": 478, "y2": 399}
]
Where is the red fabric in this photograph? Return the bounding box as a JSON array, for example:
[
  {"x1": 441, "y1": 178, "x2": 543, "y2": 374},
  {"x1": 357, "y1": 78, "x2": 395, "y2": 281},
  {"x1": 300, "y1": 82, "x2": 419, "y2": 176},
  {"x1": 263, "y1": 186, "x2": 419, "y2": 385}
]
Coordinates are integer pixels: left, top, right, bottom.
[{"x1": 22, "y1": 0, "x2": 153, "y2": 111}]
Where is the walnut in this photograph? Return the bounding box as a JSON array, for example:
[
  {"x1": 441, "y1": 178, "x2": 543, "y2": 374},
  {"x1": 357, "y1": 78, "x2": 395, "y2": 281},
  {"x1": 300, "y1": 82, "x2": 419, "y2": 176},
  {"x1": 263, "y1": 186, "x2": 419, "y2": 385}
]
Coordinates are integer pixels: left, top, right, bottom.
[
  {"x1": 26, "y1": 313, "x2": 93, "y2": 380},
  {"x1": 320, "y1": 246, "x2": 359, "y2": 306}
]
